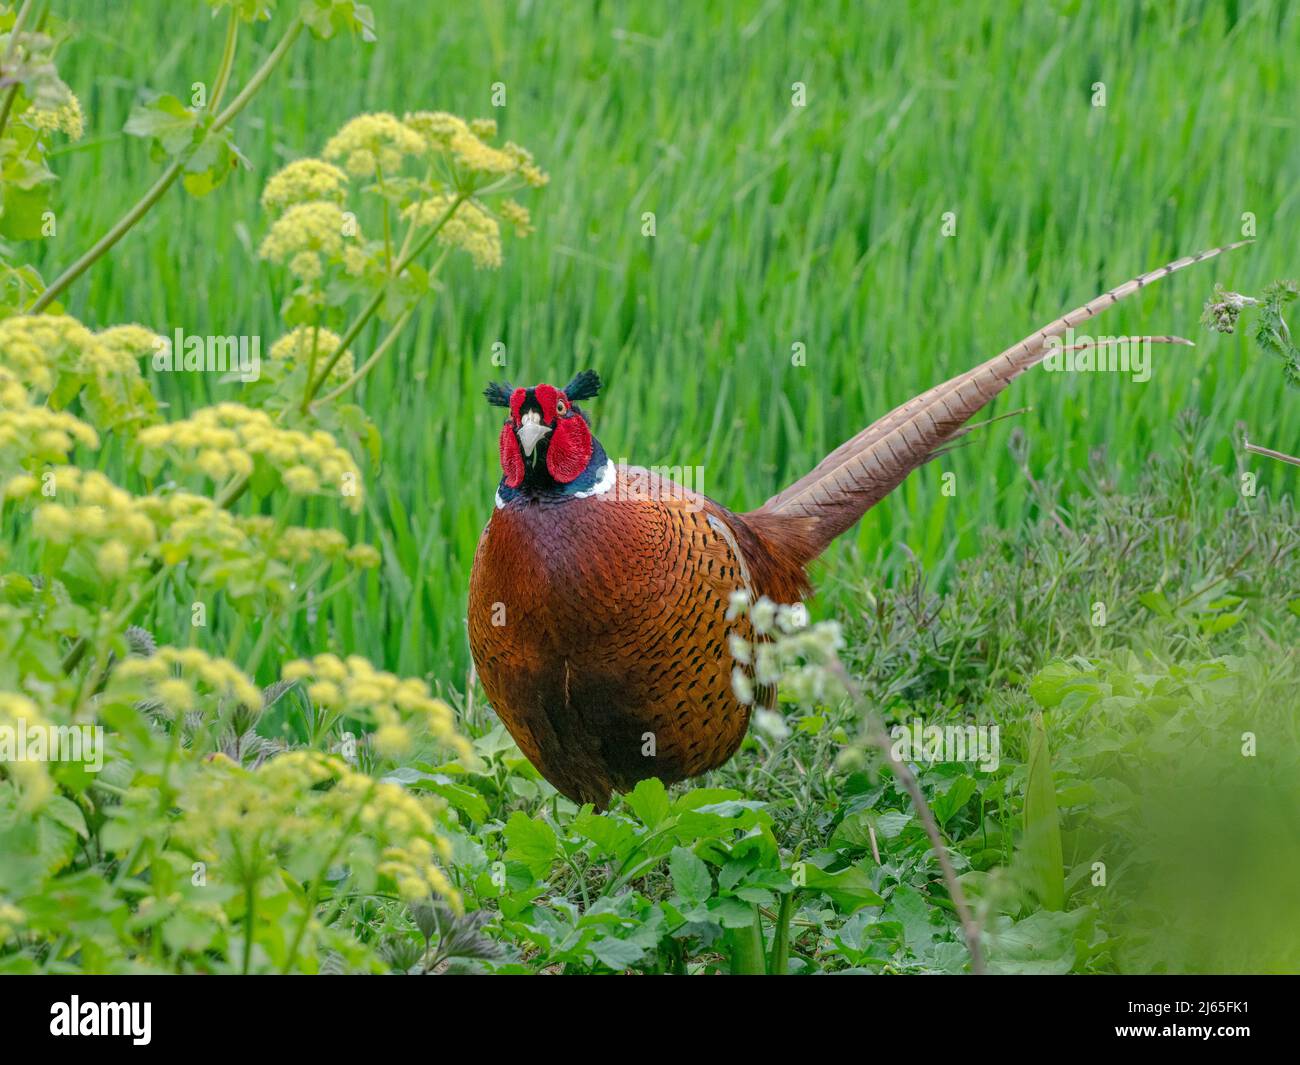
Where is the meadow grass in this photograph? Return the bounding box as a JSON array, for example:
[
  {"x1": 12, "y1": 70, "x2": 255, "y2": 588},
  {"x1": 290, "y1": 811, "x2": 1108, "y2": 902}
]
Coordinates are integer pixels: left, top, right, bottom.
[{"x1": 41, "y1": 0, "x2": 1300, "y2": 689}]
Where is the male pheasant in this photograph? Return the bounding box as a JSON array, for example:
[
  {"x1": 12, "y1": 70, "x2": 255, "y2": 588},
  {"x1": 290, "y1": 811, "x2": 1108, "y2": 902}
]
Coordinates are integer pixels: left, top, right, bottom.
[{"x1": 468, "y1": 242, "x2": 1244, "y2": 808}]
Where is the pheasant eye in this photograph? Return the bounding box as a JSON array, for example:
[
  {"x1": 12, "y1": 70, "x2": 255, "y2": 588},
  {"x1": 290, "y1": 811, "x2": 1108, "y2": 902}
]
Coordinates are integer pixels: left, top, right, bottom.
[{"x1": 556, "y1": 397, "x2": 568, "y2": 415}]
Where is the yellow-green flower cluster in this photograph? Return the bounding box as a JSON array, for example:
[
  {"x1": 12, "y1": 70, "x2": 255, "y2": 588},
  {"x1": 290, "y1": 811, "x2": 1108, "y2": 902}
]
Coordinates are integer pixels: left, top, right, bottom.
[
  {"x1": 240, "y1": 517, "x2": 380, "y2": 568},
  {"x1": 5, "y1": 467, "x2": 376, "y2": 599},
  {"x1": 23, "y1": 94, "x2": 85, "y2": 139},
  {"x1": 95, "y1": 323, "x2": 167, "y2": 360},
  {"x1": 403, "y1": 194, "x2": 502, "y2": 270},
  {"x1": 13, "y1": 467, "x2": 157, "y2": 580},
  {"x1": 281, "y1": 653, "x2": 471, "y2": 760},
  {"x1": 257, "y1": 201, "x2": 360, "y2": 283},
  {"x1": 262, "y1": 158, "x2": 350, "y2": 213},
  {"x1": 402, "y1": 110, "x2": 470, "y2": 147},
  {"x1": 0, "y1": 314, "x2": 154, "y2": 395},
  {"x1": 323, "y1": 112, "x2": 425, "y2": 178},
  {"x1": 0, "y1": 316, "x2": 159, "y2": 432},
  {"x1": 496, "y1": 198, "x2": 534, "y2": 237},
  {"x1": 268, "y1": 326, "x2": 356, "y2": 381},
  {"x1": 172, "y1": 749, "x2": 461, "y2": 908},
  {"x1": 110, "y1": 646, "x2": 262, "y2": 716},
  {"x1": 0, "y1": 392, "x2": 99, "y2": 469},
  {"x1": 379, "y1": 834, "x2": 457, "y2": 904},
  {"x1": 403, "y1": 110, "x2": 548, "y2": 188},
  {"x1": 0, "y1": 692, "x2": 53, "y2": 809},
  {"x1": 137, "y1": 403, "x2": 364, "y2": 512}
]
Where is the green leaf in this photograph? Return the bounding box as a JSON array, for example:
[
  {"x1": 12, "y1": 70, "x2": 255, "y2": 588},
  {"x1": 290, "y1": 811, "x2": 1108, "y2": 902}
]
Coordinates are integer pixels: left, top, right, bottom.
[
  {"x1": 418, "y1": 779, "x2": 490, "y2": 825},
  {"x1": 802, "y1": 862, "x2": 884, "y2": 912},
  {"x1": 624, "y1": 777, "x2": 670, "y2": 828},
  {"x1": 0, "y1": 181, "x2": 53, "y2": 241},
  {"x1": 503, "y1": 812, "x2": 559, "y2": 879},
  {"x1": 985, "y1": 909, "x2": 1084, "y2": 975},
  {"x1": 124, "y1": 93, "x2": 199, "y2": 156},
  {"x1": 181, "y1": 123, "x2": 248, "y2": 198},
  {"x1": 299, "y1": 0, "x2": 377, "y2": 41},
  {"x1": 931, "y1": 775, "x2": 978, "y2": 825},
  {"x1": 669, "y1": 846, "x2": 712, "y2": 906},
  {"x1": 1138, "y1": 590, "x2": 1175, "y2": 619},
  {"x1": 42, "y1": 795, "x2": 88, "y2": 839},
  {"x1": 571, "y1": 808, "x2": 638, "y2": 860},
  {"x1": 888, "y1": 884, "x2": 938, "y2": 953},
  {"x1": 588, "y1": 935, "x2": 645, "y2": 970}
]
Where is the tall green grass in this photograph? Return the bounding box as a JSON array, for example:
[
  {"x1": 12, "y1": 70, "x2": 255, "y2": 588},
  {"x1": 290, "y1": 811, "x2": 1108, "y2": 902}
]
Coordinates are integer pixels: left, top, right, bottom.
[{"x1": 40, "y1": 0, "x2": 1300, "y2": 686}]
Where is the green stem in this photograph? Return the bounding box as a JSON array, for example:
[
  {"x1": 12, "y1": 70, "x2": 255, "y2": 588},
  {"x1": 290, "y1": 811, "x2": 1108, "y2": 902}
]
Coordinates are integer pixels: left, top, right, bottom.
[
  {"x1": 27, "y1": 16, "x2": 302, "y2": 314},
  {"x1": 280, "y1": 780, "x2": 376, "y2": 973},
  {"x1": 375, "y1": 159, "x2": 393, "y2": 272},
  {"x1": 768, "y1": 891, "x2": 794, "y2": 974},
  {"x1": 209, "y1": 17, "x2": 301, "y2": 135},
  {"x1": 0, "y1": 0, "x2": 35, "y2": 141},
  {"x1": 313, "y1": 306, "x2": 414, "y2": 407},
  {"x1": 208, "y1": 11, "x2": 240, "y2": 114},
  {"x1": 299, "y1": 317, "x2": 322, "y2": 413},
  {"x1": 241, "y1": 866, "x2": 257, "y2": 973},
  {"x1": 303, "y1": 193, "x2": 467, "y2": 402},
  {"x1": 727, "y1": 904, "x2": 767, "y2": 975}
]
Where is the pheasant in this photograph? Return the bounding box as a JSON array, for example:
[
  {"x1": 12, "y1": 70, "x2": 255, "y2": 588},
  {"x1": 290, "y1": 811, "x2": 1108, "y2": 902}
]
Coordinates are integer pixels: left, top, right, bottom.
[{"x1": 468, "y1": 242, "x2": 1245, "y2": 808}]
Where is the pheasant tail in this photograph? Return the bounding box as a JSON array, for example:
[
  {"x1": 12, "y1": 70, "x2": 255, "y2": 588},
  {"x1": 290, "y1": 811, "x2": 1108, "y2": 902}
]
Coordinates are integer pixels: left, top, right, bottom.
[{"x1": 753, "y1": 240, "x2": 1251, "y2": 558}]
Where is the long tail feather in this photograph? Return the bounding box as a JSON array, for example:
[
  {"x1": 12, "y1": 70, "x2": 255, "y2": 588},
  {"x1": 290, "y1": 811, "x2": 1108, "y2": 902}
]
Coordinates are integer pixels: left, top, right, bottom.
[{"x1": 756, "y1": 241, "x2": 1250, "y2": 556}]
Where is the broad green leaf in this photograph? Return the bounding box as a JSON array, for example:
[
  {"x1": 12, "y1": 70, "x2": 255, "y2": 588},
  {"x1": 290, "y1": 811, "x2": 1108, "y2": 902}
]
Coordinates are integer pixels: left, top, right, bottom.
[
  {"x1": 669, "y1": 845, "x2": 712, "y2": 906},
  {"x1": 588, "y1": 934, "x2": 644, "y2": 970},
  {"x1": 802, "y1": 862, "x2": 884, "y2": 912},
  {"x1": 503, "y1": 811, "x2": 559, "y2": 879},
  {"x1": 931, "y1": 775, "x2": 978, "y2": 826},
  {"x1": 624, "y1": 777, "x2": 670, "y2": 828}
]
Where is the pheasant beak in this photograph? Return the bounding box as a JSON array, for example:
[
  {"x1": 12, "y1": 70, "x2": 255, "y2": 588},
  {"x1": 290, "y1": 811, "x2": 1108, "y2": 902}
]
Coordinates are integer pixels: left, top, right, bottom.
[{"x1": 517, "y1": 414, "x2": 551, "y2": 458}]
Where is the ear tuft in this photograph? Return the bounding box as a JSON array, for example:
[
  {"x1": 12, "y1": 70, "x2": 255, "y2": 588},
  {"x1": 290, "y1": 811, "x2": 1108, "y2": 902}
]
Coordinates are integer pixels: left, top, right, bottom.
[
  {"x1": 484, "y1": 381, "x2": 514, "y2": 407},
  {"x1": 563, "y1": 369, "x2": 601, "y2": 402}
]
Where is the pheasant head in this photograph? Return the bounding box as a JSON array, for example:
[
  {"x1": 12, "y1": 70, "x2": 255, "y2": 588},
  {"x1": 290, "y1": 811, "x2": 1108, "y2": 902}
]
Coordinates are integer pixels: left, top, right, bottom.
[{"x1": 484, "y1": 369, "x2": 608, "y2": 498}]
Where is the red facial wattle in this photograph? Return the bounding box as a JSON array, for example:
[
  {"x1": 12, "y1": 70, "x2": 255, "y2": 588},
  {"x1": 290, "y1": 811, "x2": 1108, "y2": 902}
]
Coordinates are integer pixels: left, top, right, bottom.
[
  {"x1": 499, "y1": 421, "x2": 524, "y2": 487},
  {"x1": 546, "y1": 413, "x2": 592, "y2": 483}
]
